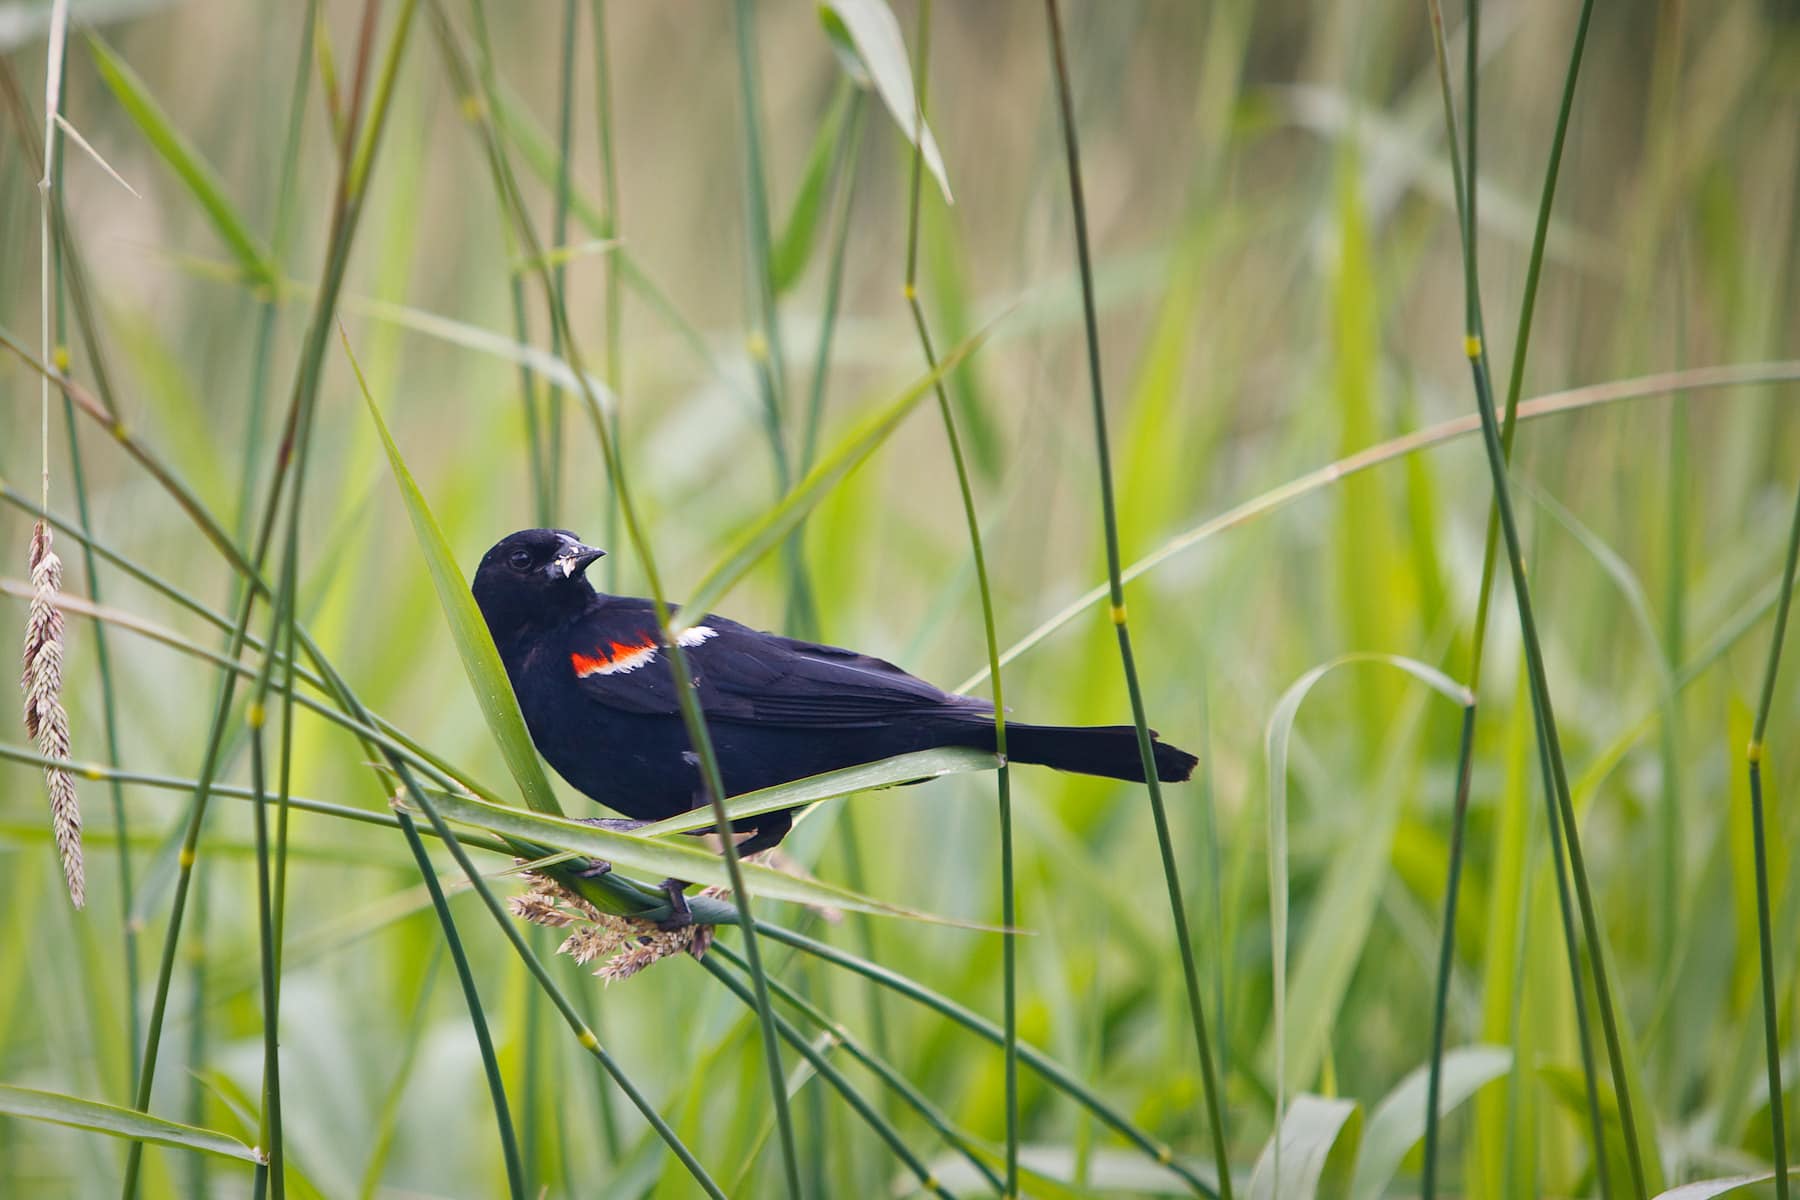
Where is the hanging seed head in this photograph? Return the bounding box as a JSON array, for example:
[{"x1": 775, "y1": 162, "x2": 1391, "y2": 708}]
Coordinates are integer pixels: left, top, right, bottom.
[
  {"x1": 21, "y1": 522, "x2": 83, "y2": 909},
  {"x1": 509, "y1": 869, "x2": 722, "y2": 981}
]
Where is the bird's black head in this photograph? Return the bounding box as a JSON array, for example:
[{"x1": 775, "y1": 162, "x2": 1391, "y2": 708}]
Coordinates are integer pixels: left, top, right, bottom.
[{"x1": 472, "y1": 529, "x2": 607, "y2": 647}]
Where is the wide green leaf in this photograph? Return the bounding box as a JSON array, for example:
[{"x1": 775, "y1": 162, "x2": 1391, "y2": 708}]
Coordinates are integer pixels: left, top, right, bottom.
[
  {"x1": 1247, "y1": 1093, "x2": 1362, "y2": 1200},
  {"x1": 0, "y1": 1083, "x2": 264, "y2": 1163},
  {"x1": 1654, "y1": 1171, "x2": 1800, "y2": 1200},
  {"x1": 819, "y1": 0, "x2": 952, "y2": 203},
  {"x1": 637, "y1": 746, "x2": 996, "y2": 837},
  {"x1": 1264, "y1": 656, "x2": 1470, "y2": 1124},
  {"x1": 86, "y1": 34, "x2": 276, "y2": 289},
  {"x1": 1349, "y1": 1045, "x2": 1511, "y2": 1200},
  {"x1": 419, "y1": 787, "x2": 993, "y2": 928},
  {"x1": 347, "y1": 332, "x2": 564, "y2": 816},
  {"x1": 672, "y1": 324, "x2": 991, "y2": 632}
]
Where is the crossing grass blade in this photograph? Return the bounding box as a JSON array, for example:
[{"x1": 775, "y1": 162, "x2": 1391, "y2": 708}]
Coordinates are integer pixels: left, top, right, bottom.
[
  {"x1": 420, "y1": 787, "x2": 1000, "y2": 927},
  {"x1": 0, "y1": 1084, "x2": 265, "y2": 1164},
  {"x1": 673, "y1": 323, "x2": 992, "y2": 632},
  {"x1": 85, "y1": 35, "x2": 276, "y2": 289},
  {"x1": 348, "y1": 330, "x2": 564, "y2": 818},
  {"x1": 636, "y1": 746, "x2": 997, "y2": 836}
]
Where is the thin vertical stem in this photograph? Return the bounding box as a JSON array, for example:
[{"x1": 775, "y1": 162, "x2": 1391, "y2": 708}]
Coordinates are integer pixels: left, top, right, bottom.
[
  {"x1": 1042, "y1": 4, "x2": 1232, "y2": 1194},
  {"x1": 732, "y1": 0, "x2": 817, "y2": 637},
  {"x1": 394, "y1": 813, "x2": 527, "y2": 1200},
  {"x1": 545, "y1": 0, "x2": 579, "y2": 518},
  {"x1": 1426, "y1": 0, "x2": 1596, "y2": 1191},
  {"x1": 1421, "y1": 1, "x2": 1649, "y2": 1194},
  {"x1": 1420, "y1": 704, "x2": 1476, "y2": 1198},
  {"x1": 1745, "y1": 471, "x2": 1800, "y2": 1200},
  {"x1": 438, "y1": 4, "x2": 801, "y2": 1191},
  {"x1": 591, "y1": 0, "x2": 624, "y2": 591},
  {"x1": 901, "y1": 3, "x2": 1016, "y2": 1192}
]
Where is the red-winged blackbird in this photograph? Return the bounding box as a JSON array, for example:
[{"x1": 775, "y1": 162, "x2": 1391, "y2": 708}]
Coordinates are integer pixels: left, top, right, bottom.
[{"x1": 473, "y1": 529, "x2": 1197, "y2": 914}]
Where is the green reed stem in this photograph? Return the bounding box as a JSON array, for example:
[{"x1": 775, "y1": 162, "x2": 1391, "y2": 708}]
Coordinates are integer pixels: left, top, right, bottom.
[
  {"x1": 394, "y1": 764, "x2": 728, "y2": 1198},
  {"x1": 246, "y1": 716, "x2": 286, "y2": 1197},
  {"x1": 1421, "y1": 1, "x2": 1648, "y2": 1194},
  {"x1": 1426, "y1": 0, "x2": 1593, "y2": 1190},
  {"x1": 1041, "y1": 4, "x2": 1232, "y2": 1192},
  {"x1": 1467, "y1": 0, "x2": 1595, "y2": 683},
  {"x1": 1745, "y1": 472, "x2": 1800, "y2": 1200},
  {"x1": 732, "y1": 0, "x2": 817, "y2": 640},
  {"x1": 545, "y1": 0, "x2": 578, "y2": 519},
  {"x1": 755, "y1": 921, "x2": 1217, "y2": 1196},
  {"x1": 437, "y1": 5, "x2": 801, "y2": 1191},
  {"x1": 800, "y1": 91, "x2": 865, "y2": 475},
  {"x1": 1420, "y1": 703, "x2": 1476, "y2": 1198},
  {"x1": 118, "y1": 7, "x2": 408, "y2": 1192},
  {"x1": 393, "y1": 809, "x2": 526, "y2": 1200},
  {"x1": 591, "y1": 0, "x2": 624, "y2": 589},
  {"x1": 702, "y1": 955, "x2": 954, "y2": 1198},
  {"x1": 714, "y1": 941, "x2": 1004, "y2": 1194},
  {"x1": 37, "y1": 27, "x2": 141, "y2": 1095},
  {"x1": 901, "y1": 3, "x2": 1017, "y2": 1192}
]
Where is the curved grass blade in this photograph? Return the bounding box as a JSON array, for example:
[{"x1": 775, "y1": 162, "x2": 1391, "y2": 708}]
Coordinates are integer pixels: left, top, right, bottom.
[
  {"x1": 1350, "y1": 1045, "x2": 1511, "y2": 1200},
  {"x1": 85, "y1": 35, "x2": 276, "y2": 288},
  {"x1": 770, "y1": 82, "x2": 853, "y2": 294},
  {"x1": 0, "y1": 1084, "x2": 264, "y2": 1164},
  {"x1": 820, "y1": 0, "x2": 952, "y2": 202},
  {"x1": 347, "y1": 329, "x2": 563, "y2": 817},
  {"x1": 674, "y1": 322, "x2": 992, "y2": 632},
  {"x1": 1246, "y1": 1094, "x2": 1361, "y2": 1200},
  {"x1": 636, "y1": 746, "x2": 996, "y2": 837},
  {"x1": 1264, "y1": 654, "x2": 1471, "y2": 1177},
  {"x1": 1653, "y1": 1172, "x2": 1800, "y2": 1200},
  {"x1": 957, "y1": 360, "x2": 1800, "y2": 693}
]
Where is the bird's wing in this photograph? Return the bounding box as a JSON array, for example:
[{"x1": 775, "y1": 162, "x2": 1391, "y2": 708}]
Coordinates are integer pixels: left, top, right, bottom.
[{"x1": 564, "y1": 607, "x2": 986, "y2": 728}]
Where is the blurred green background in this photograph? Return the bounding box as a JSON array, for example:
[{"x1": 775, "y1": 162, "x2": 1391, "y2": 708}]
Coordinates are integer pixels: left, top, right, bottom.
[{"x1": 2, "y1": 0, "x2": 1798, "y2": 1196}]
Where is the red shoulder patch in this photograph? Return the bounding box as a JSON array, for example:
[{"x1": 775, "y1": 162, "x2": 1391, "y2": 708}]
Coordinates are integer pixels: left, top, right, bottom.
[{"x1": 570, "y1": 635, "x2": 659, "y2": 678}]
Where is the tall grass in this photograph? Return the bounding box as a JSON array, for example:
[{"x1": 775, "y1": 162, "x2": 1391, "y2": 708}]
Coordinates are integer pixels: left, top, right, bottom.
[{"x1": 3, "y1": 3, "x2": 1798, "y2": 1198}]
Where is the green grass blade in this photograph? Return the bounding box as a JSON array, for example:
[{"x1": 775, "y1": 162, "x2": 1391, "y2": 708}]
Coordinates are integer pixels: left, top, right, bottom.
[
  {"x1": 0, "y1": 1084, "x2": 265, "y2": 1164},
  {"x1": 1246, "y1": 1094, "x2": 1361, "y2": 1200},
  {"x1": 1353, "y1": 1046, "x2": 1511, "y2": 1200},
  {"x1": 347, "y1": 331, "x2": 563, "y2": 817},
  {"x1": 420, "y1": 788, "x2": 995, "y2": 927},
  {"x1": 85, "y1": 35, "x2": 276, "y2": 288},
  {"x1": 770, "y1": 81, "x2": 852, "y2": 294},
  {"x1": 674, "y1": 324, "x2": 991, "y2": 631},
  {"x1": 635, "y1": 747, "x2": 996, "y2": 836},
  {"x1": 1652, "y1": 1172, "x2": 1800, "y2": 1200},
  {"x1": 1264, "y1": 655, "x2": 1471, "y2": 1119},
  {"x1": 820, "y1": 0, "x2": 952, "y2": 202}
]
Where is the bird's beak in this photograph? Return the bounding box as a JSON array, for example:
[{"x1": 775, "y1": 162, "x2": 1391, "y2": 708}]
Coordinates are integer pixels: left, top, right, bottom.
[{"x1": 550, "y1": 544, "x2": 606, "y2": 579}]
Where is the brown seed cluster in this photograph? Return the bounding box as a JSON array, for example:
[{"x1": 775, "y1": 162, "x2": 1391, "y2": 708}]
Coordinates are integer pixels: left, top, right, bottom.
[
  {"x1": 20, "y1": 522, "x2": 82, "y2": 909},
  {"x1": 507, "y1": 870, "x2": 719, "y2": 982}
]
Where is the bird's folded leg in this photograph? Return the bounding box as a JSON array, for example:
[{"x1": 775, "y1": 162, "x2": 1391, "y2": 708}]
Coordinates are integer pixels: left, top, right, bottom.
[
  {"x1": 656, "y1": 878, "x2": 693, "y2": 929},
  {"x1": 573, "y1": 816, "x2": 650, "y2": 880}
]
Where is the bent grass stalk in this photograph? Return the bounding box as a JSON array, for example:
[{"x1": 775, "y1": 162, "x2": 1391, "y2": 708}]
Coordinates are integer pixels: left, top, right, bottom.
[{"x1": 1041, "y1": 3, "x2": 1232, "y2": 1193}]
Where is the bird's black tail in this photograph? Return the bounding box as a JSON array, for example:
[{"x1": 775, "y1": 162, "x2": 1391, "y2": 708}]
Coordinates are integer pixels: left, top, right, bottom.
[{"x1": 998, "y1": 722, "x2": 1198, "y2": 783}]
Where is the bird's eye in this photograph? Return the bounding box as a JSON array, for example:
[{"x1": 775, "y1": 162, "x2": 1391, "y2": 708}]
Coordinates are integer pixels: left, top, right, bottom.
[{"x1": 507, "y1": 550, "x2": 533, "y2": 571}]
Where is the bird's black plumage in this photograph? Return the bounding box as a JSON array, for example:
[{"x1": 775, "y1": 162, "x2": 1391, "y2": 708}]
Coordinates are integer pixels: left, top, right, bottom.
[{"x1": 473, "y1": 529, "x2": 1197, "y2": 856}]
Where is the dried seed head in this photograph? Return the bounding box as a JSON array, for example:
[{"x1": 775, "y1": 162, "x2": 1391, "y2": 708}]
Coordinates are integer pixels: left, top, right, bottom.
[
  {"x1": 20, "y1": 522, "x2": 82, "y2": 909},
  {"x1": 510, "y1": 871, "x2": 721, "y2": 981}
]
